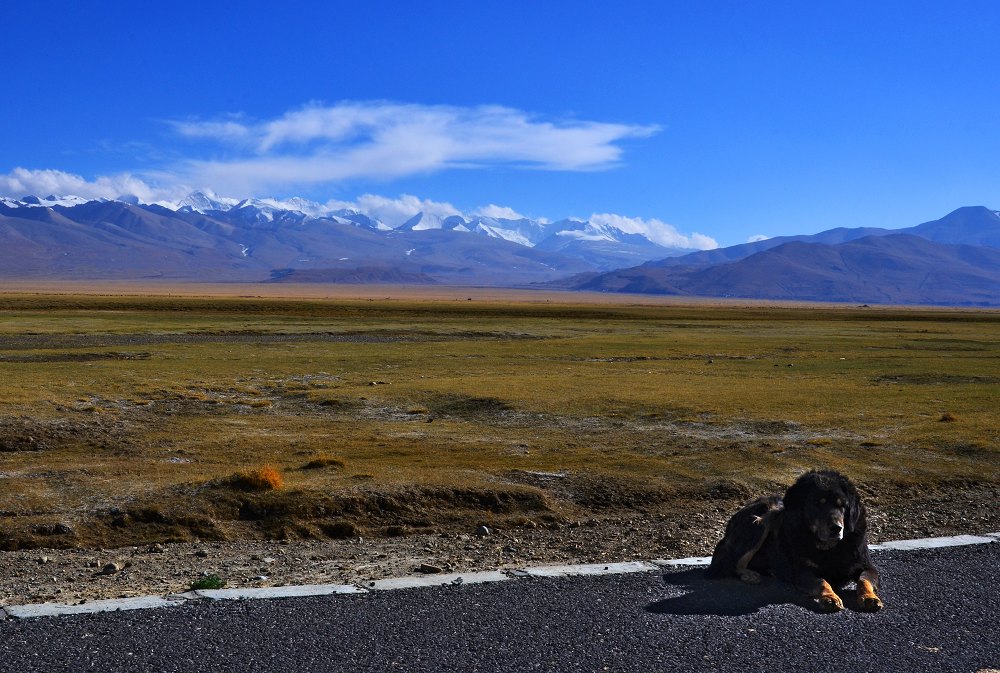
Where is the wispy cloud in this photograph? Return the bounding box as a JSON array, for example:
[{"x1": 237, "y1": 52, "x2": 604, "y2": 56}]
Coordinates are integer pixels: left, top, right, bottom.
[
  {"x1": 0, "y1": 167, "x2": 177, "y2": 202},
  {"x1": 2, "y1": 101, "x2": 660, "y2": 206},
  {"x1": 589, "y1": 212, "x2": 718, "y2": 250},
  {"x1": 171, "y1": 101, "x2": 660, "y2": 194},
  {"x1": 747, "y1": 234, "x2": 771, "y2": 243}
]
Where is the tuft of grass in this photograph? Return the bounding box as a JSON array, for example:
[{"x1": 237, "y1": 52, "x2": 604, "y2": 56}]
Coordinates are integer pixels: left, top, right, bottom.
[
  {"x1": 939, "y1": 412, "x2": 957, "y2": 422},
  {"x1": 302, "y1": 454, "x2": 346, "y2": 470},
  {"x1": 190, "y1": 574, "x2": 226, "y2": 590},
  {"x1": 230, "y1": 464, "x2": 284, "y2": 491}
]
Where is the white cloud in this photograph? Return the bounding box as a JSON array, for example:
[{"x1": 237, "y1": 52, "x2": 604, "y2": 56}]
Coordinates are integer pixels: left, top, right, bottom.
[
  {"x1": 171, "y1": 119, "x2": 251, "y2": 142},
  {"x1": 0, "y1": 167, "x2": 179, "y2": 202},
  {"x1": 747, "y1": 234, "x2": 771, "y2": 243},
  {"x1": 472, "y1": 204, "x2": 526, "y2": 220},
  {"x1": 172, "y1": 101, "x2": 659, "y2": 194},
  {"x1": 323, "y1": 193, "x2": 462, "y2": 228},
  {"x1": 589, "y1": 212, "x2": 718, "y2": 250}
]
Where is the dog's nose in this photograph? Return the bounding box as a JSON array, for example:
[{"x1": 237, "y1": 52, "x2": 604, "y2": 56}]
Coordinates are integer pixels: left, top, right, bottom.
[{"x1": 831, "y1": 523, "x2": 843, "y2": 536}]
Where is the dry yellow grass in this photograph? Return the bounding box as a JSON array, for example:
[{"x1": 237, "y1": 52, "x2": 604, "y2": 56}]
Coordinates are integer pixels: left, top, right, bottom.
[
  {"x1": 0, "y1": 290, "x2": 996, "y2": 550},
  {"x1": 230, "y1": 465, "x2": 284, "y2": 491}
]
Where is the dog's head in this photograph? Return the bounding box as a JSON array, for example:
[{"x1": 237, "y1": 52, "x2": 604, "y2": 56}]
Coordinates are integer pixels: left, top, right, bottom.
[{"x1": 783, "y1": 470, "x2": 862, "y2": 550}]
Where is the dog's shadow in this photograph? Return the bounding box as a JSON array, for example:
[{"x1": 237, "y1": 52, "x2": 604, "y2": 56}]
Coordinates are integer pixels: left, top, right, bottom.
[{"x1": 646, "y1": 569, "x2": 861, "y2": 616}]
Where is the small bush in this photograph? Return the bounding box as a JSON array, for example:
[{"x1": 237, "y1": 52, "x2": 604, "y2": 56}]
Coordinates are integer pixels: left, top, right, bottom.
[
  {"x1": 190, "y1": 574, "x2": 226, "y2": 590},
  {"x1": 231, "y1": 464, "x2": 284, "y2": 491},
  {"x1": 939, "y1": 412, "x2": 957, "y2": 423},
  {"x1": 302, "y1": 454, "x2": 346, "y2": 470}
]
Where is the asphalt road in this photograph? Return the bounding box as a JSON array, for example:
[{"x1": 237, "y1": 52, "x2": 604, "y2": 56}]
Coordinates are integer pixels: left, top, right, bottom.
[{"x1": 1, "y1": 543, "x2": 996, "y2": 673}]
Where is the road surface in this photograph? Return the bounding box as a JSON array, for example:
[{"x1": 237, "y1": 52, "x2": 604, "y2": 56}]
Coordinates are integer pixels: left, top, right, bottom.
[{"x1": 0, "y1": 542, "x2": 996, "y2": 672}]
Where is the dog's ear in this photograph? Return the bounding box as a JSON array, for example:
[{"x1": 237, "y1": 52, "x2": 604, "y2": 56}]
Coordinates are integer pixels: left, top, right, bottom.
[
  {"x1": 837, "y1": 475, "x2": 863, "y2": 533},
  {"x1": 845, "y1": 497, "x2": 862, "y2": 533},
  {"x1": 782, "y1": 472, "x2": 812, "y2": 510}
]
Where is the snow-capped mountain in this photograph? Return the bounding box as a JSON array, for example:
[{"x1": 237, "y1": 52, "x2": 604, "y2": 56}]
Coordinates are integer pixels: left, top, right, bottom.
[
  {"x1": 467, "y1": 216, "x2": 549, "y2": 247},
  {"x1": 176, "y1": 190, "x2": 240, "y2": 213},
  {"x1": 151, "y1": 191, "x2": 690, "y2": 261},
  {"x1": 4, "y1": 191, "x2": 999, "y2": 303},
  {"x1": 3, "y1": 194, "x2": 96, "y2": 208},
  {"x1": 0, "y1": 190, "x2": 694, "y2": 284}
]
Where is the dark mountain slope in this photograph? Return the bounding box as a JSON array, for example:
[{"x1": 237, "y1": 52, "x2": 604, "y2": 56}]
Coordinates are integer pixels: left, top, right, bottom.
[
  {"x1": 641, "y1": 206, "x2": 1000, "y2": 271},
  {"x1": 572, "y1": 234, "x2": 1000, "y2": 305},
  {"x1": 0, "y1": 201, "x2": 595, "y2": 284}
]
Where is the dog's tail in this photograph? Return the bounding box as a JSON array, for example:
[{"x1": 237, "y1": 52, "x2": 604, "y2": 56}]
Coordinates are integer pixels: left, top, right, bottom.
[{"x1": 705, "y1": 495, "x2": 782, "y2": 579}]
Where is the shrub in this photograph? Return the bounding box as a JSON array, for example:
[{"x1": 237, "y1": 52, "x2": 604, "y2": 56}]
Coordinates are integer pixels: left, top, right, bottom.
[
  {"x1": 302, "y1": 454, "x2": 346, "y2": 470},
  {"x1": 231, "y1": 464, "x2": 284, "y2": 491},
  {"x1": 190, "y1": 574, "x2": 226, "y2": 590},
  {"x1": 939, "y1": 412, "x2": 957, "y2": 423}
]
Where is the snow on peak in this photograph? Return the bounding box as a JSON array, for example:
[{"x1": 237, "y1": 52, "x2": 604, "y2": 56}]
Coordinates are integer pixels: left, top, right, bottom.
[
  {"x1": 177, "y1": 190, "x2": 240, "y2": 212},
  {"x1": 0, "y1": 189, "x2": 697, "y2": 254},
  {"x1": 397, "y1": 211, "x2": 451, "y2": 231},
  {"x1": 6, "y1": 194, "x2": 95, "y2": 208}
]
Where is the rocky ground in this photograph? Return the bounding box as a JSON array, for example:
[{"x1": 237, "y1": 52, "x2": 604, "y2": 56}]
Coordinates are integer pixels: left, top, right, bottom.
[{"x1": 1, "y1": 484, "x2": 996, "y2": 608}]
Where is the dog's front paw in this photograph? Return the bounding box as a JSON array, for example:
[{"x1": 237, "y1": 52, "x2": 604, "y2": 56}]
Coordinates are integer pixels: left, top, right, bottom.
[
  {"x1": 816, "y1": 593, "x2": 844, "y2": 612},
  {"x1": 858, "y1": 594, "x2": 883, "y2": 612},
  {"x1": 739, "y1": 569, "x2": 762, "y2": 584}
]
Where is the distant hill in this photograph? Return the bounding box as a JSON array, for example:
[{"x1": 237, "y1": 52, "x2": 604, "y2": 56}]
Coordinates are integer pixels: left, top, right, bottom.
[
  {"x1": 0, "y1": 192, "x2": 700, "y2": 284},
  {"x1": 639, "y1": 206, "x2": 1000, "y2": 269},
  {"x1": 558, "y1": 207, "x2": 1000, "y2": 306},
  {"x1": 4, "y1": 194, "x2": 1000, "y2": 305}
]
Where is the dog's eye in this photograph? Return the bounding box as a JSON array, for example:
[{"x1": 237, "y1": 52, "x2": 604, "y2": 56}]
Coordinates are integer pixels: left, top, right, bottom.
[
  {"x1": 818, "y1": 497, "x2": 826, "y2": 505},
  {"x1": 836, "y1": 499, "x2": 844, "y2": 507}
]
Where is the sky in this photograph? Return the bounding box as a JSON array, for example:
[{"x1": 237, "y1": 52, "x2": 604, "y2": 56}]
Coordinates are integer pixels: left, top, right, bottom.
[{"x1": 2, "y1": 1, "x2": 998, "y2": 247}]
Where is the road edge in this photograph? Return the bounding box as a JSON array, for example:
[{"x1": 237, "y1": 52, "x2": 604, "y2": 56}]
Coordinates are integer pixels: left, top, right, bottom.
[{"x1": 3, "y1": 531, "x2": 997, "y2": 620}]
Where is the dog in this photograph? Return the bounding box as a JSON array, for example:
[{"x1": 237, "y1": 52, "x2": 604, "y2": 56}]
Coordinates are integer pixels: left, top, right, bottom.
[{"x1": 705, "y1": 469, "x2": 883, "y2": 612}]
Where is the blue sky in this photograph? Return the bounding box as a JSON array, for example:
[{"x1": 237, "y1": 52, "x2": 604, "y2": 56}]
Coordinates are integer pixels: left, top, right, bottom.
[{"x1": 2, "y1": 1, "x2": 998, "y2": 247}]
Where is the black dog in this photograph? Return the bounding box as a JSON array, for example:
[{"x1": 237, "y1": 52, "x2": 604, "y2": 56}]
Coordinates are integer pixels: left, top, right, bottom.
[{"x1": 705, "y1": 470, "x2": 883, "y2": 612}]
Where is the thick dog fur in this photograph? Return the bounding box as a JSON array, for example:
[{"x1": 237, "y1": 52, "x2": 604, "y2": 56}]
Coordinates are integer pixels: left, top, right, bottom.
[{"x1": 705, "y1": 470, "x2": 883, "y2": 612}]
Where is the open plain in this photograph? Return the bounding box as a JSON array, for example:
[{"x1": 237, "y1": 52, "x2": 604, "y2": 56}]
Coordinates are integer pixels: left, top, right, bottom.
[{"x1": 0, "y1": 285, "x2": 996, "y2": 605}]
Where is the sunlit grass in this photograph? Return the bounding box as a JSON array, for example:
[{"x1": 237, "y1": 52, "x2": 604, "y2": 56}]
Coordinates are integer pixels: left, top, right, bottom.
[{"x1": 0, "y1": 292, "x2": 996, "y2": 549}]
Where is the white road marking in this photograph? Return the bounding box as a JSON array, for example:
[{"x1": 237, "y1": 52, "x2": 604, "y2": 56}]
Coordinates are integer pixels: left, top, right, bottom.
[
  {"x1": 196, "y1": 584, "x2": 365, "y2": 600},
  {"x1": 366, "y1": 571, "x2": 510, "y2": 590},
  {"x1": 518, "y1": 561, "x2": 657, "y2": 577},
  {"x1": 3, "y1": 596, "x2": 184, "y2": 619},
  {"x1": 870, "y1": 534, "x2": 998, "y2": 551}
]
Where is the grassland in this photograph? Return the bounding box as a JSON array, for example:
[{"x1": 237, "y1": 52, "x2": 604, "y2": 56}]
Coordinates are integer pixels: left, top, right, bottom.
[{"x1": 0, "y1": 289, "x2": 997, "y2": 553}]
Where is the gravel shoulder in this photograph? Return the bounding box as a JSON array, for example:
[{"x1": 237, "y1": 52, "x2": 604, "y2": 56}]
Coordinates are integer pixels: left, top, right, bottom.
[{"x1": 2, "y1": 484, "x2": 996, "y2": 608}]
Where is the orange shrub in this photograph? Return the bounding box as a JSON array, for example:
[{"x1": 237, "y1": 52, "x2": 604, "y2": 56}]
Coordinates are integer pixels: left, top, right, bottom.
[{"x1": 231, "y1": 464, "x2": 284, "y2": 491}]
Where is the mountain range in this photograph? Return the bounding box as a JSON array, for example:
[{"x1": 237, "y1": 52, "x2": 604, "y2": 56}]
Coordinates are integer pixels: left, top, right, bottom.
[
  {"x1": 555, "y1": 206, "x2": 1000, "y2": 306},
  {"x1": 1, "y1": 192, "x2": 999, "y2": 306},
  {"x1": 0, "y1": 192, "x2": 694, "y2": 285}
]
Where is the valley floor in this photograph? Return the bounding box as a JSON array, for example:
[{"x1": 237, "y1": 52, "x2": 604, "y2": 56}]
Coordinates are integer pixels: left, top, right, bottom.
[{"x1": 0, "y1": 287, "x2": 996, "y2": 605}]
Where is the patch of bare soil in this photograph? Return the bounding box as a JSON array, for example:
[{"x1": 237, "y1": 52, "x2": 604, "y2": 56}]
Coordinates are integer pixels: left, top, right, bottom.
[
  {"x1": 0, "y1": 480, "x2": 995, "y2": 608},
  {"x1": 0, "y1": 416, "x2": 134, "y2": 453}
]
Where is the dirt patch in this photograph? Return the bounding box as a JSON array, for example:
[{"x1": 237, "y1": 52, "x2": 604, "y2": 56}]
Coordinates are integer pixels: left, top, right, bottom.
[
  {"x1": 425, "y1": 394, "x2": 514, "y2": 419},
  {"x1": 871, "y1": 374, "x2": 1000, "y2": 385},
  {"x1": 0, "y1": 482, "x2": 557, "y2": 553},
  {"x1": 0, "y1": 416, "x2": 134, "y2": 453},
  {"x1": 0, "y1": 351, "x2": 151, "y2": 363}
]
